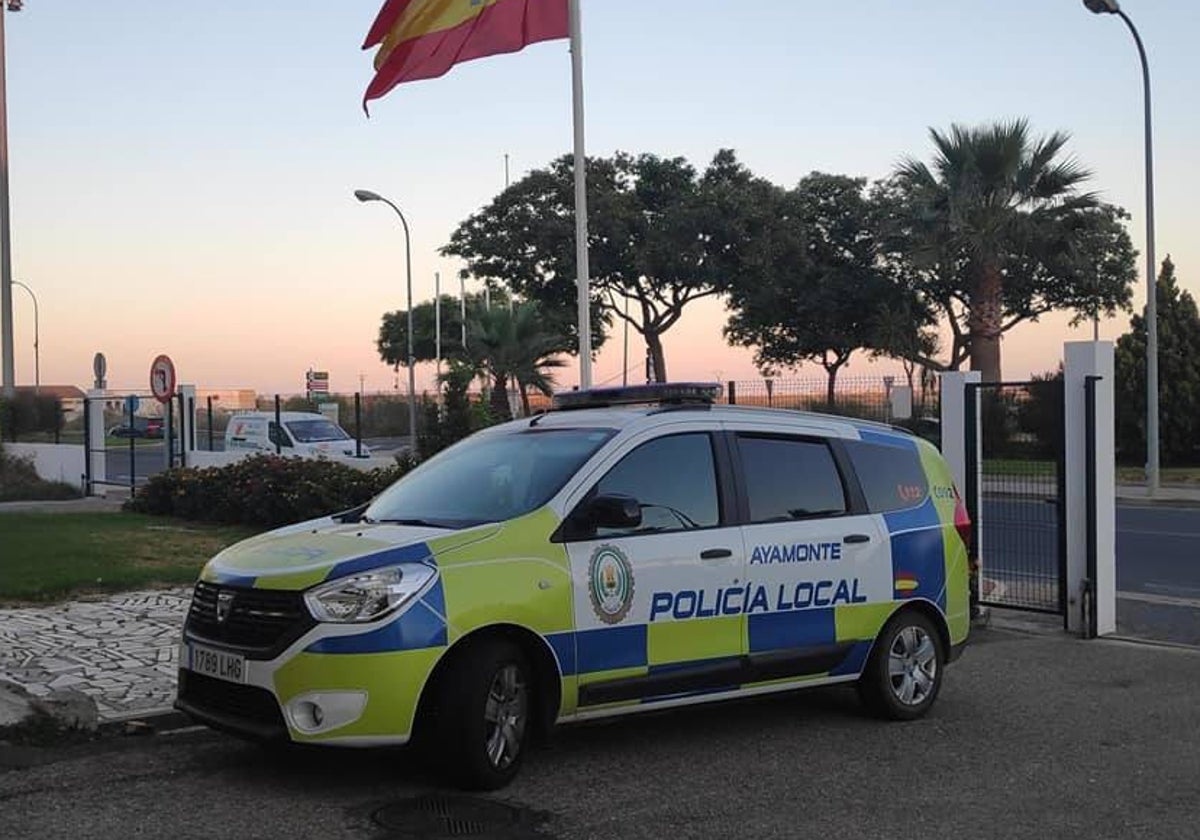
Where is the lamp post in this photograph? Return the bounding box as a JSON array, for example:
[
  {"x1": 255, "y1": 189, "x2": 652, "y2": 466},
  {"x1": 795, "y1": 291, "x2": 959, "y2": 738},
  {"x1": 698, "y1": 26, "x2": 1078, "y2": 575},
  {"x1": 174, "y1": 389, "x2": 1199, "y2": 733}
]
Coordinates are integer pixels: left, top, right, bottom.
[
  {"x1": 355, "y1": 189, "x2": 417, "y2": 450},
  {"x1": 1083, "y1": 0, "x2": 1159, "y2": 493},
  {"x1": 12, "y1": 278, "x2": 34, "y2": 392},
  {"x1": 0, "y1": 1, "x2": 25, "y2": 399}
]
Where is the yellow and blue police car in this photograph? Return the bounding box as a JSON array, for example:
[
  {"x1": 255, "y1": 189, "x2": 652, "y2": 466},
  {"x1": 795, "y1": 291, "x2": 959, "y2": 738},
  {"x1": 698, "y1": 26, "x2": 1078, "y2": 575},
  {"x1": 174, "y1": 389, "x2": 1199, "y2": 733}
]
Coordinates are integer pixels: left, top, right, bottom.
[{"x1": 176, "y1": 383, "x2": 970, "y2": 789}]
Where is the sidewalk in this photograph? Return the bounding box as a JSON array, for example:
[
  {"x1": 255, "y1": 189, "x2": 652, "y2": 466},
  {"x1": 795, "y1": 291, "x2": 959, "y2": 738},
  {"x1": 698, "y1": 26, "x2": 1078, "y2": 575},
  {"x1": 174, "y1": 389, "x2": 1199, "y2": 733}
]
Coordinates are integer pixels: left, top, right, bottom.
[{"x1": 0, "y1": 588, "x2": 189, "y2": 721}]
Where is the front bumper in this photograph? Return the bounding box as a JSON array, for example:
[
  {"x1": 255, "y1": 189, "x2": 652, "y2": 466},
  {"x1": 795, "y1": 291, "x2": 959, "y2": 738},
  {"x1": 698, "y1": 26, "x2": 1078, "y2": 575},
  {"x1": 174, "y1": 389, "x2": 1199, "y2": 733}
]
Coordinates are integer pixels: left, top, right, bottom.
[{"x1": 175, "y1": 668, "x2": 288, "y2": 742}]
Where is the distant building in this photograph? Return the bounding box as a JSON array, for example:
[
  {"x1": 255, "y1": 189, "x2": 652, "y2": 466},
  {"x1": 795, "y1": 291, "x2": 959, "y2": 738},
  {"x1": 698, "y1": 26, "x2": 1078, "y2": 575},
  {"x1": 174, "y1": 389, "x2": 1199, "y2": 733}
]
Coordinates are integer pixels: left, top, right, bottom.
[{"x1": 197, "y1": 389, "x2": 258, "y2": 412}]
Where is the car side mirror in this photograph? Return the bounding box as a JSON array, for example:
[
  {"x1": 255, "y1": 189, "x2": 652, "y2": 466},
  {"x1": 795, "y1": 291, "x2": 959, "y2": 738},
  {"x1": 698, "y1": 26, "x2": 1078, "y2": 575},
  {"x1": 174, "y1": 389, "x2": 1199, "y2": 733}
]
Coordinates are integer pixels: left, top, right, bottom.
[{"x1": 585, "y1": 494, "x2": 642, "y2": 530}]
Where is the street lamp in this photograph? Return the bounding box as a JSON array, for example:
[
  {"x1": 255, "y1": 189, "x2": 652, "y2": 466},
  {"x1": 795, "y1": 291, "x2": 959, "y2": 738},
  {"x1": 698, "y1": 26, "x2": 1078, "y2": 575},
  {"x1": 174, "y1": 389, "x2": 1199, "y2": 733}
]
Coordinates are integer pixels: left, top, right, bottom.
[
  {"x1": 1083, "y1": 0, "x2": 1160, "y2": 493},
  {"x1": 355, "y1": 189, "x2": 417, "y2": 450},
  {"x1": 12, "y1": 278, "x2": 35, "y2": 392}
]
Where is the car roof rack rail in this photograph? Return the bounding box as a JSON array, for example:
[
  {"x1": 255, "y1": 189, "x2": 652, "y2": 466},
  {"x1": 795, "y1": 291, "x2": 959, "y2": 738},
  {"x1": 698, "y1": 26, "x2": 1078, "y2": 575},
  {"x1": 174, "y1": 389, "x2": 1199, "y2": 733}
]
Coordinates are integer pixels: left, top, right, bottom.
[{"x1": 550, "y1": 383, "x2": 723, "y2": 412}]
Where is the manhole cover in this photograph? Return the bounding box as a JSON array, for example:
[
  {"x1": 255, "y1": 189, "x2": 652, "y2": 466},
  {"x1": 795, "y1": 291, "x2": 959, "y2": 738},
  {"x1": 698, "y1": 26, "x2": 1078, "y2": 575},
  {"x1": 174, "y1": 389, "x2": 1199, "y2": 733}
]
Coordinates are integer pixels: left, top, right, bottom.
[{"x1": 372, "y1": 794, "x2": 531, "y2": 838}]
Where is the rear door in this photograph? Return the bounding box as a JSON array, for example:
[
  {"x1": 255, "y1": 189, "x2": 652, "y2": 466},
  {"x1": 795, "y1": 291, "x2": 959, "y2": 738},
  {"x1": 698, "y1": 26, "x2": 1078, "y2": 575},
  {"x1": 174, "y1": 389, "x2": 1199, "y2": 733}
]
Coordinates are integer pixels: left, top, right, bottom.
[
  {"x1": 727, "y1": 427, "x2": 892, "y2": 683},
  {"x1": 560, "y1": 427, "x2": 747, "y2": 709}
]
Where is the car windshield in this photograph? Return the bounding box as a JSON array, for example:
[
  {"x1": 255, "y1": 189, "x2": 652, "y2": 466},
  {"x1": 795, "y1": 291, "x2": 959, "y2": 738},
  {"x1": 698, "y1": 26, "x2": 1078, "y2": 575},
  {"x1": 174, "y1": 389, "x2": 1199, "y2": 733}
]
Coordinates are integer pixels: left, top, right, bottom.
[
  {"x1": 364, "y1": 427, "x2": 614, "y2": 528},
  {"x1": 285, "y1": 419, "x2": 350, "y2": 443}
]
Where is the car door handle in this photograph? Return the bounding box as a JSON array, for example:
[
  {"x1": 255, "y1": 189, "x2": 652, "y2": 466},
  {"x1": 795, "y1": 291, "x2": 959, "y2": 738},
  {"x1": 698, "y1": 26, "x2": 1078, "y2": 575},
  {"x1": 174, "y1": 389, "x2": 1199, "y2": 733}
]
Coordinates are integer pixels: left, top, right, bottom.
[
  {"x1": 844, "y1": 534, "x2": 871, "y2": 544},
  {"x1": 700, "y1": 548, "x2": 733, "y2": 560}
]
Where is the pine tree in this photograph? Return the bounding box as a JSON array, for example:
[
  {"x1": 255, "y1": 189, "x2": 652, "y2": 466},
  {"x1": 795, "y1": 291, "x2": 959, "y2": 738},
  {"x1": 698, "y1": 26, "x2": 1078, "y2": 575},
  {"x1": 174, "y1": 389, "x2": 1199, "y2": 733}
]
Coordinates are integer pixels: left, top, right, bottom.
[{"x1": 1115, "y1": 257, "x2": 1200, "y2": 467}]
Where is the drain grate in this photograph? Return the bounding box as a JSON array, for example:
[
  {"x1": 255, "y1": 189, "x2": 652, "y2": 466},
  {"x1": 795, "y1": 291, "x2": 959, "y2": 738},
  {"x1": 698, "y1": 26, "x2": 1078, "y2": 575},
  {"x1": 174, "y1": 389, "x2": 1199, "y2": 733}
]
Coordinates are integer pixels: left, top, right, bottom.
[{"x1": 372, "y1": 794, "x2": 534, "y2": 839}]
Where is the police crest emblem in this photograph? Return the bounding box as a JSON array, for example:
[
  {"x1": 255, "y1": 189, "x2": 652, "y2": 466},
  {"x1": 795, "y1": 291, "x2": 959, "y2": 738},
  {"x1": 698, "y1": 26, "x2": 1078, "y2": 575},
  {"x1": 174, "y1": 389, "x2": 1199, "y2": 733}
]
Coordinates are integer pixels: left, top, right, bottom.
[{"x1": 588, "y1": 544, "x2": 635, "y2": 624}]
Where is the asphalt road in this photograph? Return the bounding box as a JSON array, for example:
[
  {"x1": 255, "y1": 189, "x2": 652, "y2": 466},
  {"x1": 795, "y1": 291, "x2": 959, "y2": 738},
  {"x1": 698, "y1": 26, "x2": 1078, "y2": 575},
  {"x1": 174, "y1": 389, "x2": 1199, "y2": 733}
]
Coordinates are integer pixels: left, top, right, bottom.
[
  {"x1": 980, "y1": 496, "x2": 1200, "y2": 644},
  {"x1": 982, "y1": 498, "x2": 1200, "y2": 597},
  {"x1": 3, "y1": 626, "x2": 1199, "y2": 840}
]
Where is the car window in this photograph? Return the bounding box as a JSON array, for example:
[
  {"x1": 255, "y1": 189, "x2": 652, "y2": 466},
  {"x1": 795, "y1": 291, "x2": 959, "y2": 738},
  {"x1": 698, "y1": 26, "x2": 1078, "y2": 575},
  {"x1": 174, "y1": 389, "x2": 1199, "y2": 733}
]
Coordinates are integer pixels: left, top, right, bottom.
[
  {"x1": 592, "y1": 433, "x2": 720, "y2": 538},
  {"x1": 365, "y1": 428, "x2": 614, "y2": 528},
  {"x1": 843, "y1": 439, "x2": 929, "y2": 512},
  {"x1": 268, "y1": 422, "x2": 293, "y2": 448},
  {"x1": 285, "y1": 419, "x2": 350, "y2": 443},
  {"x1": 737, "y1": 435, "x2": 846, "y2": 522}
]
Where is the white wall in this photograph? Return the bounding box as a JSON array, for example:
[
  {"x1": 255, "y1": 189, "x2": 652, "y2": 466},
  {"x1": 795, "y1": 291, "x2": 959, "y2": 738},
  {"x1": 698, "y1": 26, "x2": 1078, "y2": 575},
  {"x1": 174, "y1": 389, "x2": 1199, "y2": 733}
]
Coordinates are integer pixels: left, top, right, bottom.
[{"x1": 6, "y1": 443, "x2": 86, "y2": 488}]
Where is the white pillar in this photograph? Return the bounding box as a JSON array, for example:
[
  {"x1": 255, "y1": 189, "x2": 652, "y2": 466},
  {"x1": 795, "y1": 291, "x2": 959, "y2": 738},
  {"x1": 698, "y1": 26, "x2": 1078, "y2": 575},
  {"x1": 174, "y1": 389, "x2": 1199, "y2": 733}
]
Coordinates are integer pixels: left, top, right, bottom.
[
  {"x1": 940, "y1": 371, "x2": 983, "y2": 595},
  {"x1": 178, "y1": 384, "x2": 196, "y2": 467},
  {"x1": 85, "y1": 389, "x2": 107, "y2": 496},
  {"x1": 1064, "y1": 341, "x2": 1116, "y2": 636},
  {"x1": 938, "y1": 371, "x2": 982, "y2": 499}
]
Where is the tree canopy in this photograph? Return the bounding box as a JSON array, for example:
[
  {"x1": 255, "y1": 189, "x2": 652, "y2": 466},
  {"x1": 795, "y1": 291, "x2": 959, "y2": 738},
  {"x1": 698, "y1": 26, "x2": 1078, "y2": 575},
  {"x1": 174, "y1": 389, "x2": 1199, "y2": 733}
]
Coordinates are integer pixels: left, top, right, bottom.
[
  {"x1": 884, "y1": 119, "x2": 1136, "y2": 380},
  {"x1": 442, "y1": 149, "x2": 778, "y2": 382},
  {"x1": 1115, "y1": 257, "x2": 1200, "y2": 466},
  {"x1": 723, "y1": 173, "x2": 933, "y2": 404}
]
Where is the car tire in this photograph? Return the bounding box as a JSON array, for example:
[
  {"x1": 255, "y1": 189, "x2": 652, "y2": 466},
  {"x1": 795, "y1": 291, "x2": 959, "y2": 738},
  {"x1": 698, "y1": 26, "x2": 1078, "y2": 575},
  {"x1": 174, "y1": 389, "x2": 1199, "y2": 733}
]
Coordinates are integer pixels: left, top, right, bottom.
[
  {"x1": 429, "y1": 638, "x2": 532, "y2": 791},
  {"x1": 857, "y1": 610, "x2": 945, "y2": 721}
]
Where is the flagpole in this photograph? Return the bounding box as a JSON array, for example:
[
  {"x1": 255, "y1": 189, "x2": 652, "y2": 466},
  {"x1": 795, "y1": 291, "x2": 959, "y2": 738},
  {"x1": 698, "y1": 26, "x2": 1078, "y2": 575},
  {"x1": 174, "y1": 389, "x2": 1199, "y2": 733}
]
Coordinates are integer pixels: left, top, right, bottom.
[{"x1": 568, "y1": 0, "x2": 591, "y2": 389}]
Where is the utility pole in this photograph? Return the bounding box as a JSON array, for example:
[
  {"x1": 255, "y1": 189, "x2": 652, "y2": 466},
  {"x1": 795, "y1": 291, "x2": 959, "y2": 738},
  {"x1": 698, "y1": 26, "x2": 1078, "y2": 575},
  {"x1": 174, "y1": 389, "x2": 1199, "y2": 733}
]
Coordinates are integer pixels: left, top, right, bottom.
[{"x1": 0, "y1": 2, "x2": 22, "y2": 398}]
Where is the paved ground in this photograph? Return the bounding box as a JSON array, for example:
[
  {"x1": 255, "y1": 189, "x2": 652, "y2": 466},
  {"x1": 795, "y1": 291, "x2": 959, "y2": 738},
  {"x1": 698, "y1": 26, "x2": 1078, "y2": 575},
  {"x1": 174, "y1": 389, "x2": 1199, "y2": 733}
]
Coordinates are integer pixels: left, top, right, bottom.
[
  {"x1": 0, "y1": 589, "x2": 188, "y2": 719},
  {"x1": 1, "y1": 622, "x2": 1198, "y2": 840}
]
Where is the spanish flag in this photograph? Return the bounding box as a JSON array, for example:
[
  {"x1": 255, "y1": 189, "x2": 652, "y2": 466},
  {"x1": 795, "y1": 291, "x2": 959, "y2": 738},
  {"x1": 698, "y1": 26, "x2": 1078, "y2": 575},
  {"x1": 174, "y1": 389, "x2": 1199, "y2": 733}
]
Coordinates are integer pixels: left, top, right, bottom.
[{"x1": 362, "y1": 0, "x2": 569, "y2": 106}]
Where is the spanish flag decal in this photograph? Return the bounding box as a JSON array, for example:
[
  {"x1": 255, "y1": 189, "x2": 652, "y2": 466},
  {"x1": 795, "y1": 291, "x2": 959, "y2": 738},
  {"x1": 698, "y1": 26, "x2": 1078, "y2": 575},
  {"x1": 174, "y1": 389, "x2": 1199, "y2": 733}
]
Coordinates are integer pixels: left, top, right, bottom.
[
  {"x1": 362, "y1": 0, "x2": 569, "y2": 107},
  {"x1": 895, "y1": 574, "x2": 920, "y2": 597}
]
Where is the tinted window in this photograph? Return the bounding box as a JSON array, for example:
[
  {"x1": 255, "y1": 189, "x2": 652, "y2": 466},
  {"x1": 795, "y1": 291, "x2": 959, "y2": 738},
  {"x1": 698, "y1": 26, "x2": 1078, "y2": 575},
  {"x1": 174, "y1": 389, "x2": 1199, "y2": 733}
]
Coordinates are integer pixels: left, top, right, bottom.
[
  {"x1": 365, "y1": 428, "x2": 614, "y2": 528},
  {"x1": 593, "y1": 433, "x2": 720, "y2": 537},
  {"x1": 844, "y1": 439, "x2": 929, "y2": 512},
  {"x1": 738, "y1": 436, "x2": 846, "y2": 522}
]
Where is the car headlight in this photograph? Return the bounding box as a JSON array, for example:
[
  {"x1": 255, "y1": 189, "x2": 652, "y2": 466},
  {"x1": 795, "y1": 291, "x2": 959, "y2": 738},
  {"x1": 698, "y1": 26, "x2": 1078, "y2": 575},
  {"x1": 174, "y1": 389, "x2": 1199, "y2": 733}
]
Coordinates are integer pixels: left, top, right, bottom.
[{"x1": 304, "y1": 563, "x2": 436, "y2": 623}]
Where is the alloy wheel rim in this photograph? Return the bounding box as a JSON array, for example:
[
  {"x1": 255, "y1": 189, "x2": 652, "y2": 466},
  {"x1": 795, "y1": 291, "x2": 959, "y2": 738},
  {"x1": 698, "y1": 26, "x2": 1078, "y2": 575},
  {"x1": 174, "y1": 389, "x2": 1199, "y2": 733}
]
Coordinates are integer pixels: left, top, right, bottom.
[
  {"x1": 483, "y1": 664, "x2": 527, "y2": 770},
  {"x1": 888, "y1": 625, "x2": 937, "y2": 706}
]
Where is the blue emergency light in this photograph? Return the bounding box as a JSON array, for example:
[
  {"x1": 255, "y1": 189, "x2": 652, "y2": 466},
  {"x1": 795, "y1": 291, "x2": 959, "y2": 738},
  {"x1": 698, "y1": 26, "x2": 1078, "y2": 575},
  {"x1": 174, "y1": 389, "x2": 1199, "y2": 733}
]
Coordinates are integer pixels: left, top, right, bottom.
[{"x1": 550, "y1": 382, "x2": 723, "y2": 411}]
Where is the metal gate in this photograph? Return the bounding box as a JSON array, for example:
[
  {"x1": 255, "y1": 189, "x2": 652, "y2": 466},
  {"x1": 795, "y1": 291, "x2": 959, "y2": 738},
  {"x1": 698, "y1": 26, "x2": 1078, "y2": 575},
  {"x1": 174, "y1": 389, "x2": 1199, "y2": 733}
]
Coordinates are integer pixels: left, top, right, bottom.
[
  {"x1": 82, "y1": 391, "x2": 176, "y2": 494},
  {"x1": 965, "y1": 380, "x2": 1067, "y2": 621}
]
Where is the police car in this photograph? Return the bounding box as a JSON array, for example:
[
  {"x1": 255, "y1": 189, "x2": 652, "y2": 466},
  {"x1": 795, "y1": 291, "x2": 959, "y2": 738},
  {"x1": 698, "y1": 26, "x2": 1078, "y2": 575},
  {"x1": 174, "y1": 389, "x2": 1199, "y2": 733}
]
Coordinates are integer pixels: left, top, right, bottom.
[{"x1": 176, "y1": 383, "x2": 970, "y2": 789}]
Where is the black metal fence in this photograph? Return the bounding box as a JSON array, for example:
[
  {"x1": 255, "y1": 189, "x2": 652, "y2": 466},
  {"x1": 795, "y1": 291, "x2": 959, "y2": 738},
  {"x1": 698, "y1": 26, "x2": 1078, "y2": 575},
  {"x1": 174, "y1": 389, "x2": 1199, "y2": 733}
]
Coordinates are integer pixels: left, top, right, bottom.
[{"x1": 969, "y1": 380, "x2": 1066, "y2": 618}]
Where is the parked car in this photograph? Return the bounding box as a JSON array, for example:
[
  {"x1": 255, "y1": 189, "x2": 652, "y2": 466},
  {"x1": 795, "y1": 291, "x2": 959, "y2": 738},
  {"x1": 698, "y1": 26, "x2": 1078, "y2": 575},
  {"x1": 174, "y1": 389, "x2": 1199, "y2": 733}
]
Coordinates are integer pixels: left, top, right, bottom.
[
  {"x1": 223, "y1": 411, "x2": 369, "y2": 459},
  {"x1": 108, "y1": 416, "x2": 163, "y2": 439},
  {"x1": 177, "y1": 383, "x2": 970, "y2": 790}
]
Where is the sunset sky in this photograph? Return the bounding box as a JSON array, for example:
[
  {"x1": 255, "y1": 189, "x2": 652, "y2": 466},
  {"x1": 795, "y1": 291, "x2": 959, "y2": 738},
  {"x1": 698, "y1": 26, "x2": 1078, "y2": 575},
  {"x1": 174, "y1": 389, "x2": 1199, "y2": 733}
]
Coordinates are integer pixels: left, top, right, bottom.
[{"x1": 4, "y1": 0, "x2": 1197, "y2": 396}]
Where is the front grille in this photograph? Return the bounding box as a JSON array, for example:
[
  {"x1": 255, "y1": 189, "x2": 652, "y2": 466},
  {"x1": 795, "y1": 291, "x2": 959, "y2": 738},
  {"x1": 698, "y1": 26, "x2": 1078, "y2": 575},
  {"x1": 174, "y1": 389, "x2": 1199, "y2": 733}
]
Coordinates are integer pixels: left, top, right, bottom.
[
  {"x1": 176, "y1": 669, "x2": 286, "y2": 737},
  {"x1": 185, "y1": 582, "x2": 315, "y2": 657}
]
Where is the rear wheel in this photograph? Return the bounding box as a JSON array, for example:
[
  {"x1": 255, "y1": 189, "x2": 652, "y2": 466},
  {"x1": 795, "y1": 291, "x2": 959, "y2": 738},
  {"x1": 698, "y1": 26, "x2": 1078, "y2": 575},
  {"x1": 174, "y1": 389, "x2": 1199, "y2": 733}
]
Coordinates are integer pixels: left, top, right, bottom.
[
  {"x1": 428, "y1": 639, "x2": 531, "y2": 791},
  {"x1": 857, "y1": 610, "x2": 944, "y2": 720}
]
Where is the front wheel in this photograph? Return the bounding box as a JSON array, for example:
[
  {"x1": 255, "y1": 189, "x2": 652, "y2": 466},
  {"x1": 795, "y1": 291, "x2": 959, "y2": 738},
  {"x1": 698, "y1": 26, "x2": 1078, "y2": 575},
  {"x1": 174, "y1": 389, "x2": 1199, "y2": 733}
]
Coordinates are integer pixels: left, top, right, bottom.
[
  {"x1": 428, "y1": 639, "x2": 532, "y2": 791},
  {"x1": 857, "y1": 611, "x2": 945, "y2": 720}
]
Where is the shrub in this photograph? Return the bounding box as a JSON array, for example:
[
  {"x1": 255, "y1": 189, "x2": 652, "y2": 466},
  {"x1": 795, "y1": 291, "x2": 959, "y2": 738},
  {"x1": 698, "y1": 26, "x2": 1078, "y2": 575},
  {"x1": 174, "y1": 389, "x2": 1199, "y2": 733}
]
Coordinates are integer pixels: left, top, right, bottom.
[
  {"x1": 0, "y1": 393, "x2": 63, "y2": 442},
  {"x1": 0, "y1": 441, "x2": 81, "y2": 502},
  {"x1": 124, "y1": 454, "x2": 414, "y2": 528}
]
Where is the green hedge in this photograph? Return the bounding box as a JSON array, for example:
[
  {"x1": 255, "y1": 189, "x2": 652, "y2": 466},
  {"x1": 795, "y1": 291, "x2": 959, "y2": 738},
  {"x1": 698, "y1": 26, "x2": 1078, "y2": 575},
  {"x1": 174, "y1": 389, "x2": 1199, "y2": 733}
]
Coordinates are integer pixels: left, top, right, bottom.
[{"x1": 124, "y1": 454, "x2": 415, "y2": 528}]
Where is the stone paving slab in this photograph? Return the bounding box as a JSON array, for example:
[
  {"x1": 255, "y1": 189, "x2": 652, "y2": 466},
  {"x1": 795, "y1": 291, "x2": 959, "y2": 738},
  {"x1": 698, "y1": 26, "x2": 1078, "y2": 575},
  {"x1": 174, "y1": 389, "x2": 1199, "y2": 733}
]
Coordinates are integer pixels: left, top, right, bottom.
[{"x1": 0, "y1": 588, "x2": 190, "y2": 721}]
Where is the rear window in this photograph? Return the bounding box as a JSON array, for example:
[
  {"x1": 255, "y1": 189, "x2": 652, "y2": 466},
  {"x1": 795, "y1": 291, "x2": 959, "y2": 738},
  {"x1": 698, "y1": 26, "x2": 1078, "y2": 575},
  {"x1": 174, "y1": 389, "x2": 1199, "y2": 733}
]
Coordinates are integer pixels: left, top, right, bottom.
[
  {"x1": 843, "y1": 439, "x2": 929, "y2": 512},
  {"x1": 737, "y1": 435, "x2": 847, "y2": 522}
]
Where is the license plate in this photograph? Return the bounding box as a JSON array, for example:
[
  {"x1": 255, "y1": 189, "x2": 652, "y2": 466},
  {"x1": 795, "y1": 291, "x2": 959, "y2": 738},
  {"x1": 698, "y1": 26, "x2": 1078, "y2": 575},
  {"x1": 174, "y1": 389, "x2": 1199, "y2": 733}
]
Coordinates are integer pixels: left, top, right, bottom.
[{"x1": 187, "y1": 643, "x2": 246, "y2": 684}]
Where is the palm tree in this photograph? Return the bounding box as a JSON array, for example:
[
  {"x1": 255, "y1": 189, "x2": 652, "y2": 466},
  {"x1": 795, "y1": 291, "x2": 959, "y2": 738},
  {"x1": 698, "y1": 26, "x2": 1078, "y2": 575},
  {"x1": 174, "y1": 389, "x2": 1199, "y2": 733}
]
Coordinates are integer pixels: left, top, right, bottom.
[
  {"x1": 895, "y1": 119, "x2": 1097, "y2": 382},
  {"x1": 468, "y1": 302, "x2": 568, "y2": 420}
]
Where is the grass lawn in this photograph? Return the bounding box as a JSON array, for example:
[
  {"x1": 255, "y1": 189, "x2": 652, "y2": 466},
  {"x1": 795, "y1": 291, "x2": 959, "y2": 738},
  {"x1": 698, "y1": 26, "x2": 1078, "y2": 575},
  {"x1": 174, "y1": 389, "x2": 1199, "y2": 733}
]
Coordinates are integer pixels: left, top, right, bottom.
[
  {"x1": 982, "y1": 459, "x2": 1200, "y2": 485},
  {"x1": 0, "y1": 513, "x2": 259, "y2": 604}
]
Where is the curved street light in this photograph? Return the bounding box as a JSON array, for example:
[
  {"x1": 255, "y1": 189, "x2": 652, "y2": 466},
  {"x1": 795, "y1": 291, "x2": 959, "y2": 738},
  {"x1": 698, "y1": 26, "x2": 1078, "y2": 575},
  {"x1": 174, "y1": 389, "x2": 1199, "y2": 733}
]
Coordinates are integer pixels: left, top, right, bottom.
[
  {"x1": 355, "y1": 189, "x2": 416, "y2": 449},
  {"x1": 1082, "y1": 0, "x2": 1159, "y2": 493},
  {"x1": 12, "y1": 278, "x2": 35, "y2": 392}
]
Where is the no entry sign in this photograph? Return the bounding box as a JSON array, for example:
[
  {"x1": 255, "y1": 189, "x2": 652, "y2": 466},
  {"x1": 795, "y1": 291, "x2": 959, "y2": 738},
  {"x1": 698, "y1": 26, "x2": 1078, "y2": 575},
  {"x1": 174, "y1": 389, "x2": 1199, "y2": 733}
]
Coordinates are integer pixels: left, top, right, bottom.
[{"x1": 150, "y1": 355, "x2": 176, "y2": 403}]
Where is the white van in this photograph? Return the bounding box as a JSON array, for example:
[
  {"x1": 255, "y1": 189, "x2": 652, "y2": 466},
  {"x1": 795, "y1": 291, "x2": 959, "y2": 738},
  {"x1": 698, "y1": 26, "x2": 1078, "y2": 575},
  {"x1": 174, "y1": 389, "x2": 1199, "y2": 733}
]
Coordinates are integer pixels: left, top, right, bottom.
[{"x1": 224, "y1": 411, "x2": 369, "y2": 459}]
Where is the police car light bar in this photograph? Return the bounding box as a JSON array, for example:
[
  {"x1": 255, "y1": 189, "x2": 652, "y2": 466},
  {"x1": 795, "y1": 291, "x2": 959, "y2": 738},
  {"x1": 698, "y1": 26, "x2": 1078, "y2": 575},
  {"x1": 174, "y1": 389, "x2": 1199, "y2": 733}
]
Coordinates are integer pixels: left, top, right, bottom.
[{"x1": 551, "y1": 382, "x2": 723, "y2": 411}]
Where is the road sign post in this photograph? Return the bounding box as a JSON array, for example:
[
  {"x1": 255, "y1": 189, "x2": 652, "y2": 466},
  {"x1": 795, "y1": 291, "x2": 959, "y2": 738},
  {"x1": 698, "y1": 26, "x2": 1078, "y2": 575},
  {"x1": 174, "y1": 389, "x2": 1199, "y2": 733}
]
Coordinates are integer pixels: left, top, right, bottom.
[{"x1": 150, "y1": 355, "x2": 176, "y2": 469}]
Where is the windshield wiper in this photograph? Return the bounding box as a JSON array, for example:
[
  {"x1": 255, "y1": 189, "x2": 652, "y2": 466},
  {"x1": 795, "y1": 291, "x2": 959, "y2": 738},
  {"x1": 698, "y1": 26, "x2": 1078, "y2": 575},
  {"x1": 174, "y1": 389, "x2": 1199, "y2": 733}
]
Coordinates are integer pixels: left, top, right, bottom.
[{"x1": 374, "y1": 518, "x2": 452, "y2": 528}]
